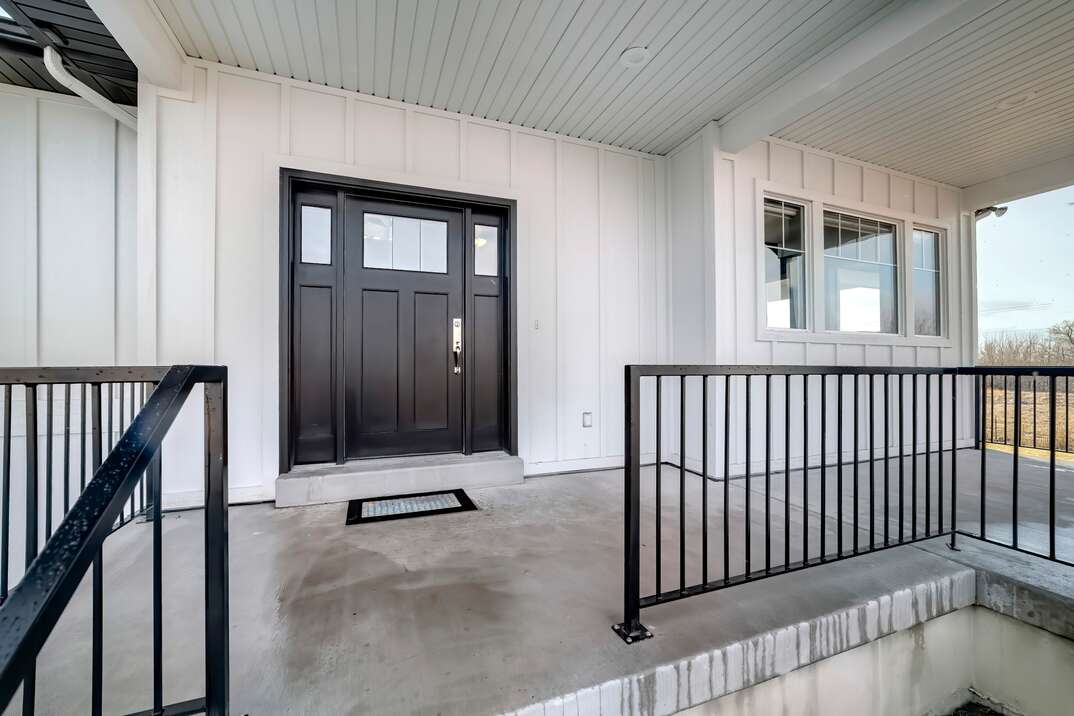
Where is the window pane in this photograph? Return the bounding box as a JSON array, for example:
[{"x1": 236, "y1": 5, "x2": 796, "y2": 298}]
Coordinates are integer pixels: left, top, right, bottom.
[
  {"x1": 859, "y1": 218, "x2": 878, "y2": 263},
  {"x1": 766, "y1": 247, "x2": 805, "y2": 329},
  {"x1": 763, "y1": 199, "x2": 783, "y2": 248},
  {"x1": 364, "y1": 213, "x2": 447, "y2": 273},
  {"x1": 914, "y1": 268, "x2": 941, "y2": 335},
  {"x1": 877, "y1": 223, "x2": 894, "y2": 265},
  {"x1": 475, "y1": 224, "x2": 499, "y2": 276},
  {"x1": 363, "y1": 213, "x2": 393, "y2": 269},
  {"x1": 839, "y1": 214, "x2": 860, "y2": 259},
  {"x1": 764, "y1": 198, "x2": 807, "y2": 329},
  {"x1": 923, "y1": 231, "x2": 938, "y2": 270},
  {"x1": 824, "y1": 209, "x2": 899, "y2": 333},
  {"x1": 300, "y1": 206, "x2": 332, "y2": 264},
  {"x1": 392, "y1": 216, "x2": 421, "y2": 271},
  {"x1": 824, "y1": 212, "x2": 840, "y2": 255},
  {"x1": 420, "y1": 220, "x2": 447, "y2": 272},
  {"x1": 912, "y1": 230, "x2": 925, "y2": 269},
  {"x1": 783, "y1": 202, "x2": 803, "y2": 252}
]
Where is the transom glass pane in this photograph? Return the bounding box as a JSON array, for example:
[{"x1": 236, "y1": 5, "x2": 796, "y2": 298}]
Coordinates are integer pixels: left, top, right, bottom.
[
  {"x1": 475, "y1": 224, "x2": 499, "y2": 276},
  {"x1": 912, "y1": 228, "x2": 942, "y2": 336},
  {"x1": 363, "y1": 213, "x2": 448, "y2": 273},
  {"x1": 300, "y1": 206, "x2": 332, "y2": 265},
  {"x1": 763, "y1": 198, "x2": 807, "y2": 329},
  {"x1": 823, "y1": 210, "x2": 899, "y2": 333}
]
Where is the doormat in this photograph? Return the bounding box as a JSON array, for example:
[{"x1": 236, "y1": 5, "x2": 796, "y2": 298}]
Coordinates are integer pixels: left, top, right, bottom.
[{"x1": 345, "y1": 489, "x2": 477, "y2": 525}]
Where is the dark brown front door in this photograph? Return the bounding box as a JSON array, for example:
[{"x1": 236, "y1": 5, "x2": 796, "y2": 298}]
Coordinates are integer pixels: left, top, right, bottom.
[
  {"x1": 288, "y1": 179, "x2": 507, "y2": 466},
  {"x1": 343, "y1": 197, "x2": 464, "y2": 458}
]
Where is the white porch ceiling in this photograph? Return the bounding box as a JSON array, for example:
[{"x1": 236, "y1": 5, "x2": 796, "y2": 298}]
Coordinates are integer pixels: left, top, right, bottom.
[
  {"x1": 148, "y1": 0, "x2": 1074, "y2": 188},
  {"x1": 773, "y1": 0, "x2": 1074, "y2": 188},
  {"x1": 151, "y1": 0, "x2": 897, "y2": 155}
]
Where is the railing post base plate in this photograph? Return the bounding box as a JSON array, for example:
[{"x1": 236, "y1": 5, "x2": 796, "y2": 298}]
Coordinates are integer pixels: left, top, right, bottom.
[{"x1": 612, "y1": 622, "x2": 653, "y2": 644}]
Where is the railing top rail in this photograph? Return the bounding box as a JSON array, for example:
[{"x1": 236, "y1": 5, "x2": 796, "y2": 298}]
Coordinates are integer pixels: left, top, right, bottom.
[
  {"x1": 0, "y1": 366, "x2": 172, "y2": 384},
  {"x1": 627, "y1": 364, "x2": 1074, "y2": 378},
  {"x1": 0, "y1": 364, "x2": 226, "y2": 705}
]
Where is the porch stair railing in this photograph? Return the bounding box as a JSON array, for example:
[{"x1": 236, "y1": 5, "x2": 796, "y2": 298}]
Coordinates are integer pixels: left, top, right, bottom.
[
  {"x1": 615, "y1": 364, "x2": 1073, "y2": 643},
  {"x1": 0, "y1": 365, "x2": 228, "y2": 715}
]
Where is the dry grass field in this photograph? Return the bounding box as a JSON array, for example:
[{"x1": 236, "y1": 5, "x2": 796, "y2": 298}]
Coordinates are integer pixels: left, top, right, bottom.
[{"x1": 983, "y1": 378, "x2": 1072, "y2": 454}]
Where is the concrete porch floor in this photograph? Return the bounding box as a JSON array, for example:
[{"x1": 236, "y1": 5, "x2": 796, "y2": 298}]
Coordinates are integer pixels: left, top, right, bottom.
[{"x1": 17, "y1": 448, "x2": 1074, "y2": 715}]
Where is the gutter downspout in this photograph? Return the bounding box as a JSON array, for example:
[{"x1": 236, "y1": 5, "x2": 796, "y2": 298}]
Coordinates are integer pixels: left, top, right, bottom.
[{"x1": 43, "y1": 46, "x2": 137, "y2": 131}]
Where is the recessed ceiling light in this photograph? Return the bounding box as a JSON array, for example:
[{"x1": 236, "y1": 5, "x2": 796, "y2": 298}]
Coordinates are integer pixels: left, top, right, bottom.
[
  {"x1": 619, "y1": 46, "x2": 651, "y2": 69},
  {"x1": 997, "y1": 90, "x2": 1036, "y2": 110}
]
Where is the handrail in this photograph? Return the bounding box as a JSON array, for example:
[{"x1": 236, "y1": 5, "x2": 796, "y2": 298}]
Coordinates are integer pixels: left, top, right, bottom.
[
  {"x1": 0, "y1": 364, "x2": 228, "y2": 712},
  {"x1": 0, "y1": 366, "x2": 170, "y2": 384}
]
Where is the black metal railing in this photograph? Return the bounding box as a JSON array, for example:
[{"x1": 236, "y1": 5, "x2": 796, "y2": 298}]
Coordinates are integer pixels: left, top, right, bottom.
[
  {"x1": 615, "y1": 364, "x2": 1072, "y2": 643},
  {"x1": 977, "y1": 373, "x2": 1071, "y2": 454},
  {"x1": 0, "y1": 365, "x2": 228, "y2": 715}
]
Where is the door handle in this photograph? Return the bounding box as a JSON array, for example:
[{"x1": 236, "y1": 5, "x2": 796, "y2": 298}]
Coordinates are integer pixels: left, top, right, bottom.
[{"x1": 452, "y1": 318, "x2": 462, "y2": 374}]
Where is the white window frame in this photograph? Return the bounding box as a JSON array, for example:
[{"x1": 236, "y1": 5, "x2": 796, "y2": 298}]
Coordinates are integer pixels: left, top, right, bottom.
[
  {"x1": 911, "y1": 223, "x2": 948, "y2": 338},
  {"x1": 755, "y1": 179, "x2": 952, "y2": 348},
  {"x1": 759, "y1": 194, "x2": 811, "y2": 331}
]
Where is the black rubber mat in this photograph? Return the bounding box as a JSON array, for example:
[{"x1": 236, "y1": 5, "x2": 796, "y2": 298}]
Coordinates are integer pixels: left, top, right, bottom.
[{"x1": 345, "y1": 489, "x2": 477, "y2": 525}]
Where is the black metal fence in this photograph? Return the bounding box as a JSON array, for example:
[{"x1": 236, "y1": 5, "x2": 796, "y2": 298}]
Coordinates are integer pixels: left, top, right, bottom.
[
  {"x1": 615, "y1": 364, "x2": 1072, "y2": 644},
  {"x1": 0, "y1": 365, "x2": 229, "y2": 715},
  {"x1": 978, "y1": 373, "x2": 1071, "y2": 453}
]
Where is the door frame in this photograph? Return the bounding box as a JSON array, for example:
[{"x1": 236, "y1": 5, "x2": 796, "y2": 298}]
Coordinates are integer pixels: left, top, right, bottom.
[{"x1": 278, "y1": 168, "x2": 518, "y2": 474}]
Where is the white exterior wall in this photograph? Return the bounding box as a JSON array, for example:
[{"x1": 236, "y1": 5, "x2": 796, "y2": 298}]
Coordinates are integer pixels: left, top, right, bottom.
[
  {"x1": 142, "y1": 62, "x2": 667, "y2": 503},
  {"x1": 664, "y1": 126, "x2": 976, "y2": 474},
  {"x1": 0, "y1": 85, "x2": 138, "y2": 367},
  {"x1": 0, "y1": 85, "x2": 137, "y2": 581}
]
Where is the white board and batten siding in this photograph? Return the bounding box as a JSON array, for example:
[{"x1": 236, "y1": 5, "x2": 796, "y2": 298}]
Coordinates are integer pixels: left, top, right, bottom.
[
  {"x1": 146, "y1": 61, "x2": 667, "y2": 503},
  {"x1": 0, "y1": 85, "x2": 137, "y2": 579},
  {"x1": 666, "y1": 131, "x2": 975, "y2": 475}
]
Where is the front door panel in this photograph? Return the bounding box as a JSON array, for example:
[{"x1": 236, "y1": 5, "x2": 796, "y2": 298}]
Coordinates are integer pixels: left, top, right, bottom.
[{"x1": 343, "y1": 197, "x2": 464, "y2": 458}]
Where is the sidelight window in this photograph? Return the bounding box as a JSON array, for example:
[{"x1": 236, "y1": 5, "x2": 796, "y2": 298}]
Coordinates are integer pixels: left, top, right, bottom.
[
  {"x1": 300, "y1": 206, "x2": 332, "y2": 265},
  {"x1": 474, "y1": 225, "x2": 499, "y2": 276},
  {"x1": 912, "y1": 228, "x2": 942, "y2": 336},
  {"x1": 363, "y1": 213, "x2": 448, "y2": 273},
  {"x1": 763, "y1": 198, "x2": 807, "y2": 329}
]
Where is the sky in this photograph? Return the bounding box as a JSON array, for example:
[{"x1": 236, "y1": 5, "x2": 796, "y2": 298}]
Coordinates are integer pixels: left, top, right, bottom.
[{"x1": 976, "y1": 184, "x2": 1074, "y2": 339}]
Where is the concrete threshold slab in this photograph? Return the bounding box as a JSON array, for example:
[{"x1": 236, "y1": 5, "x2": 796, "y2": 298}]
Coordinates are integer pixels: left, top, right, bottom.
[
  {"x1": 275, "y1": 450, "x2": 524, "y2": 506},
  {"x1": 507, "y1": 563, "x2": 975, "y2": 716}
]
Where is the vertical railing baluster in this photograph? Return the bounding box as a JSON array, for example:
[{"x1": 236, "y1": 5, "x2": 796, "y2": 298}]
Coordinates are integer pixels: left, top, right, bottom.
[
  {"x1": 1003, "y1": 376, "x2": 1008, "y2": 446},
  {"x1": 1013, "y1": 375, "x2": 1020, "y2": 548},
  {"x1": 820, "y1": 375, "x2": 827, "y2": 561},
  {"x1": 1, "y1": 385, "x2": 10, "y2": 603},
  {"x1": 150, "y1": 449, "x2": 164, "y2": 711},
  {"x1": 764, "y1": 374, "x2": 772, "y2": 573},
  {"x1": 79, "y1": 384, "x2": 87, "y2": 492},
  {"x1": 24, "y1": 384, "x2": 38, "y2": 716},
  {"x1": 655, "y1": 376, "x2": 661, "y2": 595},
  {"x1": 980, "y1": 373, "x2": 987, "y2": 541},
  {"x1": 925, "y1": 373, "x2": 932, "y2": 536},
  {"x1": 912, "y1": 375, "x2": 918, "y2": 539},
  {"x1": 950, "y1": 374, "x2": 958, "y2": 549},
  {"x1": 137, "y1": 383, "x2": 144, "y2": 514},
  {"x1": 783, "y1": 375, "x2": 790, "y2": 568},
  {"x1": 1048, "y1": 375, "x2": 1056, "y2": 560},
  {"x1": 1032, "y1": 376, "x2": 1038, "y2": 450},
  {"x1": 90, "y1": 382, "x2": 103, "y2": 716},
  {"x1": 884, "y1": 374, "x2": 890, "y2": 546},
  {"x1": 802, "y1": 375, "x2": 809, "y2": 563},
  {"x1": 679, "y1": 376, "x2": 686, "y2": 594},
  {"x1": 45, "y1": 384, "x2": 53, "y2": 541},
  {"x1": 868, "y1": 374, "x2": 874, "y2": 550},
  {"x1": 939, "y1": 373, "x2": 945, "y2": 534},
  {"x1": 837, "y1": 374, "x2": 844, "y2": 557},
  {"x1": 701, "y1": 376, "x2": 708, "y2": 586},
  {"x1": 744, "y1": 376, "x2": 752, "y2": 576},
  {"x1": 723, "y1": 375, "x2": 730, "y2": 584},
  {"x1": 63, "y1": 385, "x2": 70, "y2": 516},
  {"x1": 899, "y1": 374, "x2": 905, "y2": 543},
  {"x1": 853, "y1": 374, "x2": 859, "y2": 554}
]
